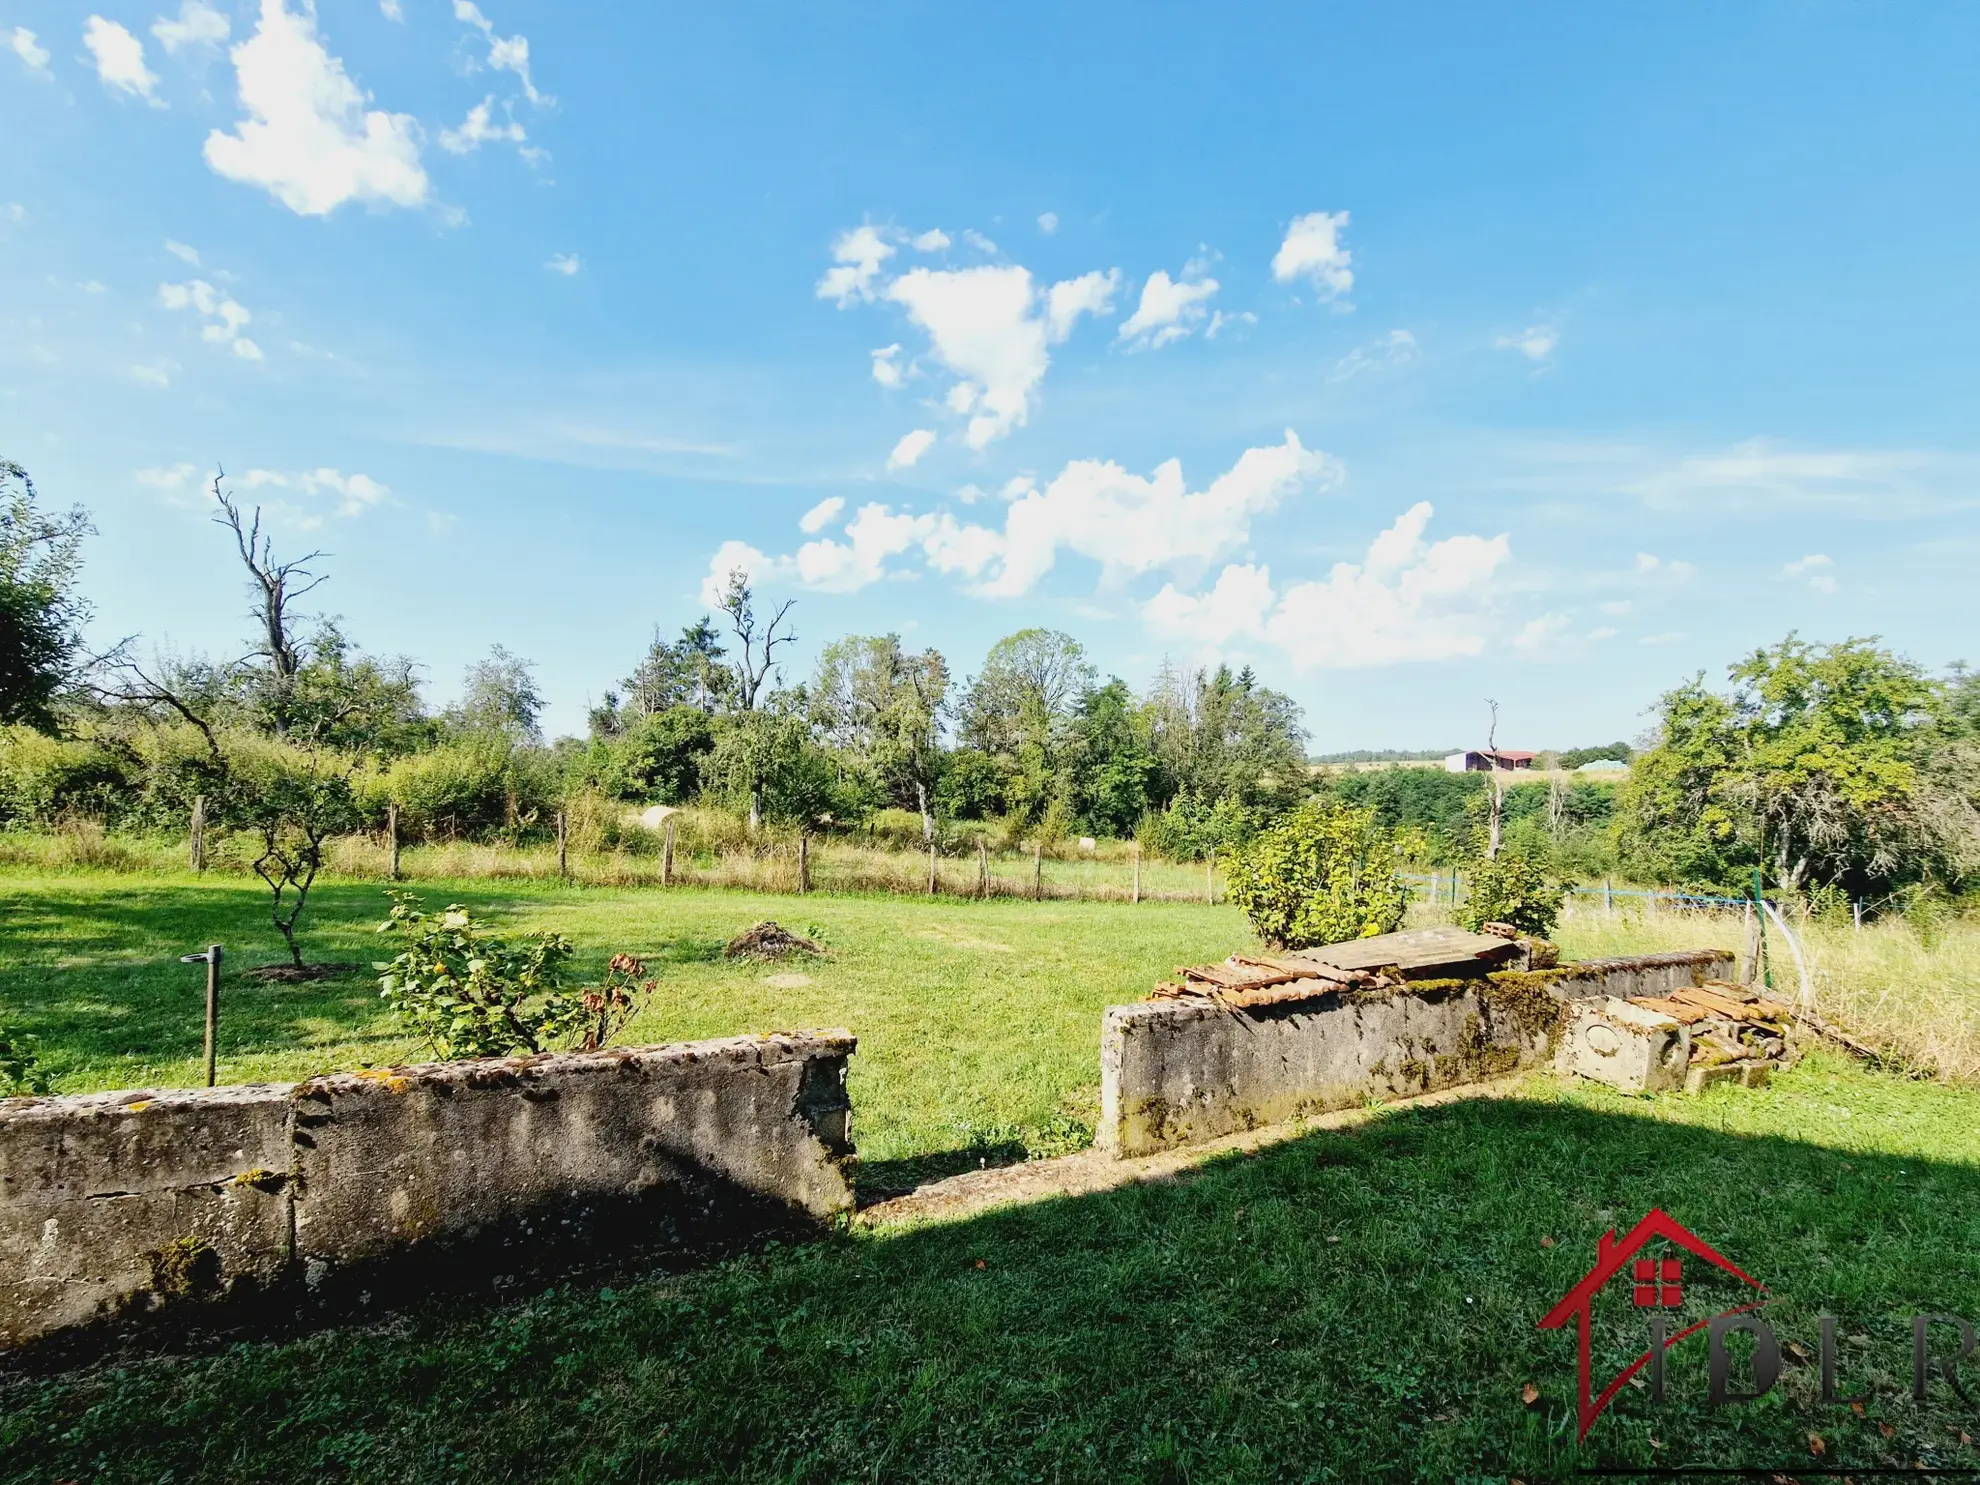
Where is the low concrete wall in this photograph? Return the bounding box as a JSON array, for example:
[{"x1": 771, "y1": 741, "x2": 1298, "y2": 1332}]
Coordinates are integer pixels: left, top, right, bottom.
[
  {"x1": 1098, "y1": 951, "x2": 1731, "y2": 1157},
  {"x1": 0, "y1": 1031, "x2": 855, "y2": 1355}
]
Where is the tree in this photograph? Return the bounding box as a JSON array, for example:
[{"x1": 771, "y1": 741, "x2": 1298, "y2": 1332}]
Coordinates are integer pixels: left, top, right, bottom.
[
  {"x1": 1223, "y1": 798, "x2": 1409, "y2": 949},
  {"x1": 716, "y1": 571, "x2": 795, "y2": 712},
  {"x1": 958, "y1": 628, "x2": 1094, "y2": 756},
  {"x1": 1143, "y1": 661, "x2": 1308, "y2": 811},
  {"x1": 812, "y1": 634, "x2": 949, "y2": 838},
  {"x1": 212, "y1": 473, "x2": 326, "y2": 735},
  {"x1": 446, "y1": 645, "x2": 544, "y2": 742},
  {"x1": 220, "y1": 732, "x2": 360, "y2": 970},
  {"x1": 618, "y1": 617, "x2": 731, "y2": 720},
  {"x1": 1066, "y1": 679, "x2": 1159, "y2": 837},
  {"x1": 1618, "y1": 635, "x2": 1947, "y2": 896},
  {"x1": 0, "y1": 461, "x2": 94, "y2": 730},
  {"x1": 586, "y1": 704, "x2": 714, "y2": 802}
]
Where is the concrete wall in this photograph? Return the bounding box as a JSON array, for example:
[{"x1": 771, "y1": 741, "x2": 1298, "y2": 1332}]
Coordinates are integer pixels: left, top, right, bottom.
[
  {"x1": 0, "y1": 1031, "x2": 855, "y2": 1355},
  {"x1": 1099, "y1": 951, "x2": 1731, "y2": 1157}
]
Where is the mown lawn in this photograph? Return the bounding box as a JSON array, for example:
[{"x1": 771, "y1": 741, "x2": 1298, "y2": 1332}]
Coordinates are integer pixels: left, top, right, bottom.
[
  {"x1": 0, "y1": 867, "x2": 1249, "y2": 1165},
  {"x1": 3, "y1": 1055, "x2": 1978, "y2": 1482}
]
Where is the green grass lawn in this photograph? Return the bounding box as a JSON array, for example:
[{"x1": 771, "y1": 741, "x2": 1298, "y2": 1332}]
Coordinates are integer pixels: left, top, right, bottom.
[
  {"x1": 0, "y1": 867, "x2": 1248, "y2": 1166},
  {"x1": 3, "y1": 1055, "x2": 1977, "y2": 1483},
  {"x1": 6, "y1": 867, "x2": 1980, "y2": 1481}
]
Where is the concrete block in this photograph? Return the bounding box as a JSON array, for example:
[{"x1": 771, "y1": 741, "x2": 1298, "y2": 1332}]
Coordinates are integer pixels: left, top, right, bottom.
[
  {"x1": 1684, "y1": 1060, "x2": 1772, "y2": 1096},
  {"x1": 1559, "y1": 951, "x2": 1734, "y2": 1002},
  {"x1": 0, "y1": 1084, "x2": 295, "y2": 1349},
  {"x1": 1556, "y1": 998, "x2": 1691, "y2": 1094},
  {"x1": 292, "y1": 1032, "x2": 856, "y2": 1285}
]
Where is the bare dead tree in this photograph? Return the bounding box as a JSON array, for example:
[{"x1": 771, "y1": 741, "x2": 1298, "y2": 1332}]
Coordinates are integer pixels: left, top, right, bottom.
[
  {"x1": 211, "y1": 468, "x2": 326, "y2": 724},
  {"x1": 716, "y1": 568, "x2": 796, "y2": 711},
  {"x1": 1485, "y1": 698, "x2": 1504, "y2": 860}
]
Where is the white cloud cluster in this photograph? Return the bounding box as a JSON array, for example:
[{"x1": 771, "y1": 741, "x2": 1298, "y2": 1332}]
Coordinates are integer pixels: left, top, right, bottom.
[
  {"x1": 85, "y1": 16, "x2": 160, "y2": 102},
  {"x1": 820, "y1": 224, "x2": 1121, "y2": 448},
  {"x1": 240, "y1": 466, "x2": 390, "y2": 521},
  {"x1": 1037, "y1": 211, "x2": 1058, "y2": 235},
  {"x1": 9, "y1": 26, "x2": 51, "y2": 75},
  {"x1": 1782, "y1": 553, "x2": 1837, "y2": 595},
  {"x1": 1272, "y1": 210, "x2": 1352, "y2": 301},
  {"x1": 153, "y1": 1, "x2": 229, "y2": 53},
  {"x1": 204, "y1": 0, "x2": 428, "y2": 217},
  {"x1": 454, "y1": 0, "x2": 544, "y2": 105},
  {"x1": 1144, "y1": 501, "x2": 1510, "y2": 669},
  {"x1": 1330, "y1": 327, "x2": 1416, "y2": 381},
  {"x1": 887, "y1": 429, "x2": 936, "y2": 471},
  {"x1": 439, "y1": 96, "x2": 525, "y2": 154},
  {"x1": 699, "y1": 430, "x2": 1336, "y2": 605},
  {"x1": 544, "y1": 251, "x2": 579, "y2": 276},
  {"x1": 1117, "y1": 266, "x2": 1218, "y2": 349},
  {"x1": 158, "y1": 278, "x2": 262, "y2": 359},
  {"x1": 1497, "y1": 324, "x2": 1558, "y2": 362}
]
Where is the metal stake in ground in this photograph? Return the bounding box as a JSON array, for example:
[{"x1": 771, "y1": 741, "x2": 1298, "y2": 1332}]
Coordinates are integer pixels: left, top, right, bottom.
[{"x1": 179, "y1": 944, "x2": 223, "y2": 1087}]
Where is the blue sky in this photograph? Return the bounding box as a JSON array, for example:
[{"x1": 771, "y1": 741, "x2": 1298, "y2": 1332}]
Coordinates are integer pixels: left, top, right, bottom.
[{"x1": 4, "y1": 1, "x2": 1977, "y2": 749}]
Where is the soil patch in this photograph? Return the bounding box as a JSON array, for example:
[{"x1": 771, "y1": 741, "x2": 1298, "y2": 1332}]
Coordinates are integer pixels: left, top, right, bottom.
[
  {"x1": 723, "y1": 922, "x2": 823, "y2": 962},
  {"x1": 240, "y1": 962, "x2": 366, "y2": 984}
]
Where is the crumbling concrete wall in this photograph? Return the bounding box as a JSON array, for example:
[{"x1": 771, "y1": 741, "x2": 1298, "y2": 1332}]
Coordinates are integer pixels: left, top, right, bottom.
[
  {"x1": 0, "y1": 1032, "x2": 855, "y2": 1355},
  {"x1": 1099, "y1": 950, "x2": 1731, "y2": 1157}
]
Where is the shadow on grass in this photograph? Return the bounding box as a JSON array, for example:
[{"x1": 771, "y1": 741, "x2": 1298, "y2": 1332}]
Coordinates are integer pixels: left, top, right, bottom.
[
  {"x1": 5, "y1": 1075, "x2": 1979, "y2": 1484},
  {"x1": 854, "y1": 1135, "x2": 1036, "y2": 1202}
]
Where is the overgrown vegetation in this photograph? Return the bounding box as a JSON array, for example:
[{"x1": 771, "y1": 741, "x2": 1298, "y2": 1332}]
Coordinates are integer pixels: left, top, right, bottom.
[
  {"x1": 375, "y1": 893, "x2": 656, "y2": 1059},
  {"x1": 1458, "y1": 851, "x2": 1566, "y2": 937},
  {"x1": 1223, "y1": 798, "x2": 1408, "y2": 948}
]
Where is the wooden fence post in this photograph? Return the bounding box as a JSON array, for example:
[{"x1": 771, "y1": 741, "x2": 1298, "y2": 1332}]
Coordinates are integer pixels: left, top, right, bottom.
[
  {"x1": 798, "y1": 832, "x2": 810, "y2": 894},
  {"x1": 1033, "y1": 841, "x2": 1043, "y2": 900},
  {"x1": 1132, "y1": 844, "x2": 1141, "y2": 905},
  {"x1": 1205, "y1": 849, "x2": 1215, "y2": 906},
  {"x1": 1429, "y1": 870, "x2": 1440, "y2": 908},
  {"x1": 556, "y1": 810, "x2": 569, "y2": 880},
  {"x1": 1852, "y1": 898, "x2": 1863, "y2": 931},
  {"x1": 189, "y1": 795, "x2": 206, "y2": 873},
  {"x1": 927, "y1": 841, "x2": 937, "y2": 896},
  {"x1": 978, "y1": 839, "x2": 988, "y2": 899},
  {"x1": 386, "y1": 802, "x2": 400, "y2": 880},
  {"x1": 662, "y1": 817, "x2": 675, "y2": 887},
  {"x1": 1603, "y1": 878, "x2": 1614, "y2": 914}
]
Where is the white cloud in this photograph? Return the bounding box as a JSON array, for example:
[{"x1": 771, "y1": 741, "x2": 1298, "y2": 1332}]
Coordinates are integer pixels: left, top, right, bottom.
[
  {"x1": 911, "y1": 228, "x2": 950, "y2": 252},
  {"x1": 136, "y1": 462, "x2": 200, "y2": 492},
  {"x1": 1272, "y1": 210, "x2": 1353, "y2": 300},
  {"x1": 1590, "y1": 626, "x2": 1619, "y2": 641},
  {"x1": 1145, "y1": 501, "x2": 1511, "y2": 669},
  {"x1": 152, "y1": 1, "x2": 229, "y2": 53},
  {"x1": 952, "y1": 429, "x2": 1334, "y2": 597},
  {"x1": 239, "y1": 465, "x2": 389, "y2": 517},
  {"x1": 1330, "y1": 327, "x2": 1416, "y2": 380},
  {"x1": 1782, "y1": 552, "x2": 1838, "y2": 595},
  {"x1": 794, "y1": 503, "x2": 936, "y2": 593},
  {"x1": 869, "y1": 343, "x2": 904, "y2": 388},
  {"x1": 543, "y1": 251, "x2": 579, "y2": 276},
  {"x1": 1205, "y1": 309, "x2": 1256, "y2": 339},
  {"x1": 84, "y1": 16, "x2": 161, "y2": 102},
  {"x1": 1497, "y1": 324, "x2": 1558, "y2": 361},
  {"x1": 128, "y1": 360, "x2": 176, "y2": 387},
  {"x1": 158, "y1": 277, "x2": 262, "y2": 360},
  {"x1": 1044, "y1": 268, "x2": 1120, "y2": 341},
  {"x1": 9, "y1": 26, "x2": 50, "y2": 74},
  {"x1": 798, "y1": 496, "x2": 844, "y2": 534},
  {"x1": 817, "y1": 225, "x2": 895, "y2": 306},
  {"x1": 439, "y1": 96, "x2": 527, "y2": 154},
  {"x1": 2, "y1": 203, "x2": 24, "y2": 223},
  {"x1": 884, "y1": 264, "x2": 1048, "y2": 449},
  {"x1": 1631, "y1": 551, "x2": 1696, "y2": 581},
  {"x1": 453, "y1": 0, "x2": 544, "y2": 104},
  {"x1": 887, "y1": 429, "x2": 936, "y2": 470},
  {"x1": 380, "y1": 0, "x2": 403, "y2": 18},
  {"x1": 1640, "y1": 631, "x2": 1688, "y2": 646},
  {"x1": 699, "y1": 539, "x2": 788, "y2": 606},
  {"x1": 1037, "y1": 211, "x2": 1058, "y2": 235},
  {"x1": 962, "y1": 228, "x2": 997, "y2": 254},
  {"x1": 1512, "y1": 614, "x2": 1570, "y2": 651},
  {"x1": 204, "y1": 0, "x2": 429, "y2": 217},
  {"x1": 1117, "y1": 268, "x2": 1219, "y2": 349},
  {"x1": 164, "y1": 238, "x2": 200, "y2": 265}
]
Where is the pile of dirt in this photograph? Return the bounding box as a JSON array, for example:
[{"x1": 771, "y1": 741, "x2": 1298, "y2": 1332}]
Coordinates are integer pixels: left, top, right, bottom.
[
  {"x1": 240, "y1": 962, "x2": 365, "y2": 984},
  {"x1": 723, "y1": 922, "x2": 823, "y2": 962}
]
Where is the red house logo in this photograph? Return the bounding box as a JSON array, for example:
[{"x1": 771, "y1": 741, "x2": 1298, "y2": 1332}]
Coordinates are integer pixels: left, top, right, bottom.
[{"x1": 1537, "y1": 1209, "x2": 1769, "y2": 1439}]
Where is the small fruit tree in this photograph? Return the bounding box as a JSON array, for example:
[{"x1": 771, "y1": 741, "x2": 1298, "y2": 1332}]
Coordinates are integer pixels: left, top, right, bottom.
[
  {"x1": 1458, "y1": 852, "x2": 1566, "y2": 937},
  {"x1": 375, "y1": 894, "x2": 657, "y2": 1060},
  {"x1": 1224, "y1": 798, "x2": 1409, "y2": 949}
]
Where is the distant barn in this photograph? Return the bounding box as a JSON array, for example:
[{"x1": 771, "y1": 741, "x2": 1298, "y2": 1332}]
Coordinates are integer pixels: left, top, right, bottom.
[{"x1": 1443, "y1": 749, "x2": 1537, "y2": 773}]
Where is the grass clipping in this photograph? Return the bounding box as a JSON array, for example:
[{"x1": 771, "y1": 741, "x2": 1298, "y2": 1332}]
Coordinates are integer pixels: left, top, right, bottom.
[{"x1": 723, "y1": 921, "x2": 823, "y2": 962}]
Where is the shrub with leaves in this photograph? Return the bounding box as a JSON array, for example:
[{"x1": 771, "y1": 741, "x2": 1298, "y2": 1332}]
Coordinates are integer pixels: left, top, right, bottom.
[
  {"x1": 0, "y1": 1022, "x2": 50, "y2": 1096},
  {"x1": 1223, "y1": 798, "x2": 1409, "y2": 949},
  {"x1": 375, "y1": 893, "x2": 657, "y2": 1060},
  {"x1": 1459, "y1": 852, "x2": 1566, "y2": 937}
]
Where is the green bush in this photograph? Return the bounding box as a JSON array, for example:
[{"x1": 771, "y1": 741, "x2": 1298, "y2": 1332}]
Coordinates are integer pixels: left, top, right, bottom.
[
  {"x1": 0, "y1": 726, "x2": 137, "y2": 826},
  {"x1": 1137, "y1": 788, "x2": 1258, "y2": 863},
  {"x1": 1222, "y1": 798, "x2": 1409, "y2": 949},
  {"x1": 1458, "y1": 852, "x2": 1565, "y2": 937},
  {"x1": 379, "y1": 736, "x2": 556, "y2": 841},
  {"x1": 374, "y1": 894, "x2": 655, "y2": 1060},
  {"x1": 0, "y1": 1021, "x2": 49, "y2": 1095}
]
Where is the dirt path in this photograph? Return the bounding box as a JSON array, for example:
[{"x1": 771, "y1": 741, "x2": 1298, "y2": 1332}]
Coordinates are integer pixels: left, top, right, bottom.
[{"x1": 859, "y1": 1077, "x2": 1529, "y2": 1228}]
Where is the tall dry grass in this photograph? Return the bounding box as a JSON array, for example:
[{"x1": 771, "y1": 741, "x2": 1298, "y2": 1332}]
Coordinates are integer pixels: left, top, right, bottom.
[{"x1": 1545, "y1": 900, "x2": 1980, "y2": 1084}]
